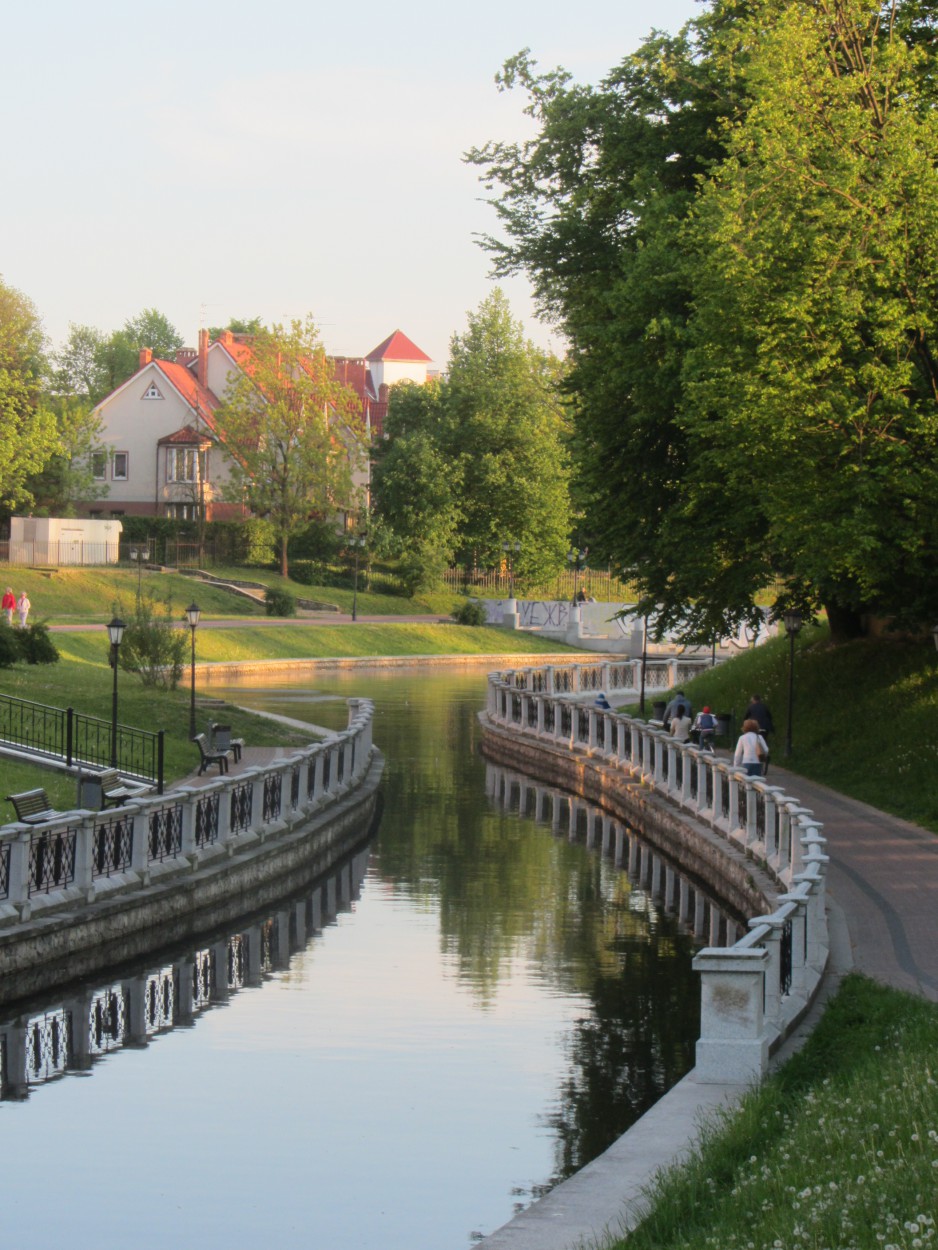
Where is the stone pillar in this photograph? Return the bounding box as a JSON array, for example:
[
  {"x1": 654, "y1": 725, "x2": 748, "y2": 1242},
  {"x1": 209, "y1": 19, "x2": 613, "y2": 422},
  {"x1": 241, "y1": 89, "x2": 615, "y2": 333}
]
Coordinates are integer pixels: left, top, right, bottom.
[{"x1": 692, "y1": 946, "x2": 770, "y2": 1083}]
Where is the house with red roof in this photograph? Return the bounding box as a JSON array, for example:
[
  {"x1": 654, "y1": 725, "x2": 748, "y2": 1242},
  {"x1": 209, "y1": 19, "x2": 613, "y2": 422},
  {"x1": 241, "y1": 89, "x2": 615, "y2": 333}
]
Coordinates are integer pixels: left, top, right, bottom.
[{"x1": 81, "y1": 327, "x2": 432, "y2": 521}]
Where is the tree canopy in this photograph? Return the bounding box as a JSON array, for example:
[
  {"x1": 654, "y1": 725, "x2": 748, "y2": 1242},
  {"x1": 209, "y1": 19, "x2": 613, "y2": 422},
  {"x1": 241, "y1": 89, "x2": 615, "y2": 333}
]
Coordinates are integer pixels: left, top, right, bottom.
[
  {"x1": 469, "y1": 0, "x2": 938, "y2": 640},
  {"x1": 216, "y1": 316, "x2": 366, "y2": 577},
  {"x1": 0, "y1": 277, "x2": 58, "y2": 513}
]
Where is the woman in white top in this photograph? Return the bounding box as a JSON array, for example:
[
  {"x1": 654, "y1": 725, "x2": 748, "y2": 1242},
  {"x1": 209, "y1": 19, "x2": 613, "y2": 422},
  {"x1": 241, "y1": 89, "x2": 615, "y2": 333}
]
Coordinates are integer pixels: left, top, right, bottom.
[
  {"x1": 16, "y1": 592, "x2": 30, "y2": 628},
  {"x1": 670, "y1": 711, "x2": 692, "y2": 743},
  {"x1": 734, "y1": 718, "x2": 768, "y2": 777}
]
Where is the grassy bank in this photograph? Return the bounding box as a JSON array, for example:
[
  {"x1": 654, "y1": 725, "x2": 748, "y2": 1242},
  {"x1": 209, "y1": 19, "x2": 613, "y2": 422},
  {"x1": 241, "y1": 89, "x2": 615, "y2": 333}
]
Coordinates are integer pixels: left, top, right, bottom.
[
  {"x1": 631, "y1": 624, "x2": 938, "y2": 832},
  {"x1": 611, "y1": 974, "x2": 938, "y2": 1250}
]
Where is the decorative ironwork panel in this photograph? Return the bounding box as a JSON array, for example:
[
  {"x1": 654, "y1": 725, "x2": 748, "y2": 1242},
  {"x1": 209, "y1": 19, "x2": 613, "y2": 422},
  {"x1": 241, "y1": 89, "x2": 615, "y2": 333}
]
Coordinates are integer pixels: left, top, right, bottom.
[
  {"x1": 510, "y1": 693, "x2": 522, "y2": 724},
  {"x1": 755, "y1": 791, "x2": 767, "y2": 841},
  {"x1": 577, "y1": 709, "x2": 590, "y2": 744},
  {"x1": 527, "y1": 699, "x2": 538, "y2": 729},
  {"x1": 0, "y1": 692, "x2": 65, "y2": 759},
  {"x1": 780, "y1": 918, "x2": 793, "y2": 996},
  {"x1": 703, "y1": 767, "x2": 714, "y2": 811},
  {"x1": 192, "y1": 949, "x2": 215, "y2": 1009},
  {"x1": 28, "y1": 827, "x2": 77, "y2": 895},
  {"x1": 580, "y1": 667, "x2": 601, "y2": 691},
  {"x1": 543, "y1": 703, "x2": 555, "y2": 733},
  {"x1": 26, "y1": 1009, "x2": 71, "y2": 1082},
  {"x1": 689, "y1": 761, "x2": 699, "y2": 802},
  {"x1": 93, "y1": 814, "x2": 134, "y2": 878},
  {"x1": 337, "y1": 746, "x2": 345, "y2": 784},
  {"x1": 261, "y1": 919, "x2": 275, "y2": 973},
  {"x1": 89, "y1": 988, "x2": 127, "y2": 1054},
  {"x1": 0, "y1": 839, "x2": 10, "y2": 900},
  {"x1": 560, "y1": 705, "x2": 573, "y2": 738},
  {"x1": 306, "y1": 756, "x2": 318, "y2": 801},
  {"x1": 645, "y1": 666, "x2": 670, "y2": 690},
  {"x1": 195, "y1": 791, "x2": 219, "y2": 847},
  {"x1": 148, "y1": 803, "x2": 182, "y2": 862},
  {"x1": 290, "y1": 764, "x2": 301, "y2": 810},
  {"x1": 531, "y1": 670, "x2": 546, "y2": 693},
  {"x1": 230, "y1": 782, "x2": 253, "y2": 834},
  {"x1": 262, "y1": 773, "x2": 282, "y2": 823},
  {"x1": 145, "y1": 969, "x2": 175, "y2": 1032},
  {"x1": 555, "y1": 668, "x2": 572, "y2": 693},
  {"x1": 322, "y1": 752, "x2": 332, "y2": 791},
  {"x1": 719, "y1": 776, "x2": 731, "y2": 820}
]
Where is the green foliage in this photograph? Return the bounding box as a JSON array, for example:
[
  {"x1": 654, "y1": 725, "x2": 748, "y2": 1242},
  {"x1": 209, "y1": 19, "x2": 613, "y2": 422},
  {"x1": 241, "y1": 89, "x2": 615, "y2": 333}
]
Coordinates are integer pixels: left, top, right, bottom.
[
  {"x1": 470, "y1": 3, "x2": 938, "y2": 641},
  {"x1": 14, "y1": 622, "x2": 58, "y2": 665},
  {"x1": 288, "y1": 517, "x2": 344, "y2": 563},
  {"x1": 0, "y1": 276, "x2": 58, "y2": 513},
  {"x1": 26, "y1": 396, "x2": 108, "y2": 514},
  {"x1": 217, "y1": 316, "x2": 365, "y2": 578},
  {"x1": 0, "y1": 624, "x2": 20, "y2": 668},
  {"x1": 114, "y1": 592, "x2": 188, "y2": 690},
  {"x1": 264, "y1": 586, "x2": 296, "y2": 616},
  {"x1": 451, "y1": 598, "x2": 489, "y2": 626},
  {"x1": 53, "y1": 310, "x2": 184, "y2": 402}
]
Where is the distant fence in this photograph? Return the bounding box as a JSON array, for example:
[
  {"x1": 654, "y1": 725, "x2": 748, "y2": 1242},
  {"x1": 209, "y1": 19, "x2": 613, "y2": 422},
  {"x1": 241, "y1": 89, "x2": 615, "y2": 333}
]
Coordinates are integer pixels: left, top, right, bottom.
[
  {"x1": 443, "y1": 566, "x2": 641, "y2": 602},
  {"x1": 0, "y1": 693, "x2": 164, "y2": 790}
]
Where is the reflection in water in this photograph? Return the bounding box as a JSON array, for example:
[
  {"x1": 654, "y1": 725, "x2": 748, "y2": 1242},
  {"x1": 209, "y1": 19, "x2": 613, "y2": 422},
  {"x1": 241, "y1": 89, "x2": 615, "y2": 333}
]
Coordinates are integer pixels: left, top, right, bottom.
[
  {"x1": 1, "y1": 847, "x2": 369, "y2": 1101},
  {"x1": 485, "y1": 761, "x2": 738, "y2": 1186},
  {"x1": 0, "y1": 671, "x2": 726, "y2": 1250}
]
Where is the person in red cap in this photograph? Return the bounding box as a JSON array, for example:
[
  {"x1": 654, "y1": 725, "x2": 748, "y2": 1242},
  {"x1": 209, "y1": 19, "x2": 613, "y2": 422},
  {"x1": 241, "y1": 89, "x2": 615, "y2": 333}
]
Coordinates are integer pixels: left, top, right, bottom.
[{"x1": 693, "y1": 705, "x2": 717, "y2": 752}]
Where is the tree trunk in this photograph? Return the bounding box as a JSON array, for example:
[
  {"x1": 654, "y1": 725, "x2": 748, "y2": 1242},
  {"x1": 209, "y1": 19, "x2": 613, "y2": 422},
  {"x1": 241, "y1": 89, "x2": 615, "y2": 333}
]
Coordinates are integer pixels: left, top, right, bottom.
[
  {"x1": 825, "y1": 602, "x2": 865, "y2": 644},
  {"x1": 280, "y1": 533, "x2": 289, "y2": 579}
]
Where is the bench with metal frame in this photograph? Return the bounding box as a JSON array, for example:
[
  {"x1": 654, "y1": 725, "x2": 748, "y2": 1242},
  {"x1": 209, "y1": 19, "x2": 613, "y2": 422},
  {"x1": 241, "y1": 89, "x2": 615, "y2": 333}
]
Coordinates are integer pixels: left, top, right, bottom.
[
  {"x1": 7, "y1": 788, "x2": 60, "y2": 824},
  {"x1": 194, "y1": 733, "x2": 232, "y2": 776}
]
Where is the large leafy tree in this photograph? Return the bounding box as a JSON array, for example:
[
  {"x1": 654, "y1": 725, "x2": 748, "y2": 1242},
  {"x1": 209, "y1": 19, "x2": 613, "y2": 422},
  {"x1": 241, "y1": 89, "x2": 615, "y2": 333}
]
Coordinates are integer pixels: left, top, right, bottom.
[
  {"x1": 54, "y1": 310, "x2": 184, "y2": 403},
  {"x1": 0, "y1": 277, "x2": 58, "y2": 513},
  {"x1": 216, "y1": 317, "x2": 366, "y2": 577},
  {"x1": 470, "y1": 1, "x2": 938, "y2": 641}
]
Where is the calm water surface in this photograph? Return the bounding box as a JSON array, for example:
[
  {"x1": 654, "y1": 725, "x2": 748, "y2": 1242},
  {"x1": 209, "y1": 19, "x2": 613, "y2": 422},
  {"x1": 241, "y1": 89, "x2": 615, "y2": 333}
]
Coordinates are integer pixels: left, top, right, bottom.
[{"x1": 1, "y1": 669, "x2": 705, "y2": 1249}]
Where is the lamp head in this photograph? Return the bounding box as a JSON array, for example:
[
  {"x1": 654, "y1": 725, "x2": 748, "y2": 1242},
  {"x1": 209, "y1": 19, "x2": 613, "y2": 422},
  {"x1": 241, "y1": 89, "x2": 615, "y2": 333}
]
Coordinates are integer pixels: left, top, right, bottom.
[
  {"x1": 107, "y1": 616, "x2": 125, "y2": 647},
  {"x1": 186, "y1": 603, "x2": 201, "y2": 629},
  {"x1": 783, "y1": 609, "x2": 803, "y2": 636}
]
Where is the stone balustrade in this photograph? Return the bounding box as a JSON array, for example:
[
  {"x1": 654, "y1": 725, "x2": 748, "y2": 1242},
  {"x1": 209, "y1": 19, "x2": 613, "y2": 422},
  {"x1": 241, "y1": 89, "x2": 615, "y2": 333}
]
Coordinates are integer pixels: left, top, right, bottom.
[
  {"x1": 0, "y1": 698, "x2": 377, "y2": 929},
  {"x1": 485, "y1": 667, "x2": 829, "y2": 1084}
]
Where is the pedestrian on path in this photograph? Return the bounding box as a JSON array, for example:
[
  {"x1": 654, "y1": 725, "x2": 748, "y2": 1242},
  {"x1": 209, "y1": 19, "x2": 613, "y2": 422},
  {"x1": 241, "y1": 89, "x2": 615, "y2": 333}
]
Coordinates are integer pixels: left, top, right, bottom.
[
  {"x1": 16, "y1": 592, "x2": 30, "y2": 628},
  {"x1": 744, "y1": 693, "x2": 774, "y2": 744},
  {"x1": 2, "y1": 587, "x2": 14, "y2": 626},
  {"x1": 670, "y1": 708, "x2": 692, "y2": 743},
  {"x1": 662, "y1": 690, "x2": 691, "y2": 731},
  {"x1": 734, "y1": 718, "x2": 769, "y2": 777}
]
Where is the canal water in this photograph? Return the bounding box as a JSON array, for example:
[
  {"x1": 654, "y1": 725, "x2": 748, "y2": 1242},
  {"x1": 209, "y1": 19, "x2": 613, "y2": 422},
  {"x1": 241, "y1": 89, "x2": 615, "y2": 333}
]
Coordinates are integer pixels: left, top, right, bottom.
[{"x1": 1, "y1": 669, "x2": 713, "y2": 1249}]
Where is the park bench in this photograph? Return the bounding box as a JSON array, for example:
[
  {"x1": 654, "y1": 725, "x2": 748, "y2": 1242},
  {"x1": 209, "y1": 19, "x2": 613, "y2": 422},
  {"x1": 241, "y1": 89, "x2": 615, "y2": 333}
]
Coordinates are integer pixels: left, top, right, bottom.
[
  {"x1": 194, "y1": 733, "x2": 232, "y2": 776},
  {"x1": 97, "y1": 768, "x2": 147, "y2": 807},
  {"x1": 210, "y1": 723, "x2": 244, "y2": 763},
  {"x1": 7, "y1": 788, "x2": 59, "y2": 824}
]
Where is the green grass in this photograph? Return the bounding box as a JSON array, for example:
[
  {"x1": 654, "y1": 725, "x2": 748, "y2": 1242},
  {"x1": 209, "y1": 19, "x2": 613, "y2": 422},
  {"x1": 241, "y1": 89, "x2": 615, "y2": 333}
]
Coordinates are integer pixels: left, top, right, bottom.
[
  {"x1": 611, "y1": 974, "x2": 938, "y2": 1250},
  {"x1": 629, "y1": 623, "x2": 938, "y2": 832}
]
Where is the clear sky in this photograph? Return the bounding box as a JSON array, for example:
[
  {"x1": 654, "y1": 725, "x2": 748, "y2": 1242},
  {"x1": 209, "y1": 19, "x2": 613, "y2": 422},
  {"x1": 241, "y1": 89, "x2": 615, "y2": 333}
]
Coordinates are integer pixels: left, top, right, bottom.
[{"x1": 2, "y1": 0, "x2": 702, "y2": 369}]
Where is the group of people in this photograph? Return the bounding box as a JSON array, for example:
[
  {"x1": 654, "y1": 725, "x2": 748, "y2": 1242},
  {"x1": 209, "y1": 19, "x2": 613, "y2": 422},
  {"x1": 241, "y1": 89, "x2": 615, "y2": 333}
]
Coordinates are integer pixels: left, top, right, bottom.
[
  {"x1": 2, "y1": 587, "x2": 30, "y2": 629},
  {"x1": 662, "y1": 690, "x2": 775, "y2": 776}
]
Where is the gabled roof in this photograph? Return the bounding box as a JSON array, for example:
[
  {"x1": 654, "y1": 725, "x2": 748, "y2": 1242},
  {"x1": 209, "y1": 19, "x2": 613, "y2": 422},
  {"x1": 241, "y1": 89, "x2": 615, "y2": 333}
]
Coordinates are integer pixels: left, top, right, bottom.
[
  {"x1": 157, "y1": 425, "x2": 213, "y2": 447},
  {"x1": 366, "y1": 330, "x2": 431, "y2": 363},
  {"x1": 153, "y1": 361, "x2": 219, "y2": 427}
]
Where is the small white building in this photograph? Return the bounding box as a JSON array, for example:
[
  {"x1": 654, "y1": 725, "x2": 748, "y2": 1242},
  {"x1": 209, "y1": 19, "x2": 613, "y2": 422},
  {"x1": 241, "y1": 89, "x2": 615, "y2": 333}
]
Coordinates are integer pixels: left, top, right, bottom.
[{"x1": 9, "y1": 516, "x2": 123, "y2": 565}]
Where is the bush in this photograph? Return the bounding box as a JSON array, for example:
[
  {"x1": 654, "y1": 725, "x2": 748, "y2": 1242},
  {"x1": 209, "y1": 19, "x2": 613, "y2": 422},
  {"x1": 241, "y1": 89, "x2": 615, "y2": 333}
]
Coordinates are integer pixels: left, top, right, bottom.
[
  {"x1": 451, "y1": 598, "x2": 489, "y2": 626},
  {"x1": 115, "y1": 593, "x2": 188, "y2": 690},
  {"x1": 265, "y1": 587, "x2": 296, "y2": 617},
  {"x1": 0, "y1": 624, "x2": 20, "y2": 668},
  {"x1": 15, "y1": 622, "x2": 59, "y2": 665}
]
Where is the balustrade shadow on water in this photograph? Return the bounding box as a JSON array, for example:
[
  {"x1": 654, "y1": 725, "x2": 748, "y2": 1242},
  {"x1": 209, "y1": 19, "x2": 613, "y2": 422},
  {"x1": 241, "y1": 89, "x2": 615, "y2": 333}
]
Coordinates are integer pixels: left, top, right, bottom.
[{"x1": 0, "y1": 845, "x2": 370, "y2": 1101}]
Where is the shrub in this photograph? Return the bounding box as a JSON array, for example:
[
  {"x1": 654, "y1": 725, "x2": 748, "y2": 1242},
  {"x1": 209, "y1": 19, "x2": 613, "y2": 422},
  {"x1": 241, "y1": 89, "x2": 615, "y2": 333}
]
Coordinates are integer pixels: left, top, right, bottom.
[
  {"x1": 115, "y1": 593, "x2": 188, "y2": 690},
  {"x1": 0, "y1": 624, "x2": 19, "y2": 668},
  {"x1": 265, "y1": 587, "x2": 297, "y2": 617},
  {"x1": 451, "y1": 598, "x2": 489, "y2": 626},
  {"x1": 15, "y1": 622, "x2": 59, "y2": 665}
]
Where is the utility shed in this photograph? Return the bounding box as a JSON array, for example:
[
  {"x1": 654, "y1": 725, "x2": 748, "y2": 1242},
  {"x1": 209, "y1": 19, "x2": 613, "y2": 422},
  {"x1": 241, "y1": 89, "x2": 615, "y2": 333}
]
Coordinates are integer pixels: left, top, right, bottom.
[{"x1": 8, "y1": 517, "x2": 123, "y2": 565}]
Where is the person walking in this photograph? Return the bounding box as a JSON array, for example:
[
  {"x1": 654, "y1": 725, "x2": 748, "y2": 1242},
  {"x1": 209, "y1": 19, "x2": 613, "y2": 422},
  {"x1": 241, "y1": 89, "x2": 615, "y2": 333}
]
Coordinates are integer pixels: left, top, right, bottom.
[
  {"x1": 744, "y1": 694, "x2": 774, "y2": 744},
  {"x1": 734, "y1": 718, "x2": 769, "y2": 777},
  {"x1": 16, "y1": 591, "x2": 30, "y2": 629},
  {"x1": 670, "y1": 707, "x2": 693, "y2": 743},
  {"x1": 662, "y1": 690, "x2": 691, "y2": 730},
  {"x1": 1, "y1": 587, "x2": 14, "y2": 627}
]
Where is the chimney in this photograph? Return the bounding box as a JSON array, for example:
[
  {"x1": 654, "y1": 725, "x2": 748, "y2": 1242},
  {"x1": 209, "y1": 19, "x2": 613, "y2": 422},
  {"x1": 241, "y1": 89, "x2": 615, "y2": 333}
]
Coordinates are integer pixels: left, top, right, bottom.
[
  {"x1": 198, "y1": 328, "x2": 209, "y2": 389},
  {"x1": 139, "y1": 347, "x2": 152, "y2": 368}
]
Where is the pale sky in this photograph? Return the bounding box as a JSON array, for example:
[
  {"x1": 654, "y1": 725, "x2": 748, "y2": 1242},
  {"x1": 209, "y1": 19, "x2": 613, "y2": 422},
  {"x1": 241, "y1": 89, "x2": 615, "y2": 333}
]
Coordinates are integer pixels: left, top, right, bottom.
[{"x1": 2, "y1": 0, "x2": 702, "y2": 369}]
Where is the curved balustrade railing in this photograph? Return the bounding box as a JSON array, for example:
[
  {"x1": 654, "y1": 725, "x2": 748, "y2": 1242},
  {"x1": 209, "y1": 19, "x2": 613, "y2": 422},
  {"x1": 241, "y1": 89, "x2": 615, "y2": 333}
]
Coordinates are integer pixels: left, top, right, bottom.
[
  {"x1": 485, "y1": 668, "x2": 829, "y2": 1084},
  {"x1": 0, "y1": 699, "x2": 377, "y2": 930},
  {"x1": 503, "y1": 656, "x2": 715, "y2": 698}
]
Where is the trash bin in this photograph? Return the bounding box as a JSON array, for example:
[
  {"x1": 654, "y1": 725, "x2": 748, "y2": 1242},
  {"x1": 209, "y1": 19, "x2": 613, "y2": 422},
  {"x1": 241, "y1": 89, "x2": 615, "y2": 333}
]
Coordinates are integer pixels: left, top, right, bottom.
[
  {"x1": 77, "y1": 772, "x2": 103, "y2": 810},
  {"x1": 716, "y1": 713, "x2": 732, "y2": 739},
  {"x1": 652, "y1": 700, "x2": 667, "y2": 721}
]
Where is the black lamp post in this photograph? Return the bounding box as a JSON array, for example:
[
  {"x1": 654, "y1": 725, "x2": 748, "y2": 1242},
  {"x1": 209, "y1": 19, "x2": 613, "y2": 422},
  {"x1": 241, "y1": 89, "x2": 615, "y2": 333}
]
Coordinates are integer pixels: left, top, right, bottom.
[
  {"x1": 107, "y1": 616, "x2": 125, "y2": 767},
  {"x1": 783, "y1": 609, "x2": 803, "y2": 758},
  {"x1": 186, "y1": 602, "x2": 201, "y2": 740},
  {"x1": 567, "y1": 546, "x2": 588, "y2": 600},
  {"x1": 502, "y1": 539, "x2": 520, "y2": 599},
  {"x1": 350, "y1": 536, "x2": 366, "y2": 622}
]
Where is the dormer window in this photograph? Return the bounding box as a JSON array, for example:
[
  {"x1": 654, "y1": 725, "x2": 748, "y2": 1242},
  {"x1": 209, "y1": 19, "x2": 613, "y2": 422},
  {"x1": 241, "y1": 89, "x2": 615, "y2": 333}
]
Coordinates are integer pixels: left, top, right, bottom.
[{"x1": 143, "y1": 382, "x2": 164, "y2": 400}]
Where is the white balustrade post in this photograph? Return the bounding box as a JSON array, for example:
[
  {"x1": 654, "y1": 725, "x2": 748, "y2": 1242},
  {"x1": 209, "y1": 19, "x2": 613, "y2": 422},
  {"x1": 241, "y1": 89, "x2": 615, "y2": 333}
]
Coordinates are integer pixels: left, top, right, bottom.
[
  {"x1": 653, "y1": 733, "x2": 665, "y2": 787},
  {"x1": 7, "y1": 829, "x2": 31, "y2": 913},
  {"x1": 175, "y1": 787, "x2": 199, "y2": 859},
  {"x1": 692, "y1": 945, "x2": 770, "y2": 1083},
  {"x1": 74, "y1": 812, "x2": 97, "y2": 901},
  {"x1": 749, "y1": 918, "x2": 784, "y2": 1041},
  {"x1": 536, "y1": 696, "x2": 545, "y2": 737},
  {"x1": 775, "y1": 893, "x2": 809, "y2": 999}
]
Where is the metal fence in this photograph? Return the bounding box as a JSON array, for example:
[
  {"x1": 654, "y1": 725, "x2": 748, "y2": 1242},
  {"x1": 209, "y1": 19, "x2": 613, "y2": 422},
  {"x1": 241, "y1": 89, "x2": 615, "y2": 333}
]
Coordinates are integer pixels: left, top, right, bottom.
[{"x1": 0, "y1": 693, "x2": 164, "y2": 790}]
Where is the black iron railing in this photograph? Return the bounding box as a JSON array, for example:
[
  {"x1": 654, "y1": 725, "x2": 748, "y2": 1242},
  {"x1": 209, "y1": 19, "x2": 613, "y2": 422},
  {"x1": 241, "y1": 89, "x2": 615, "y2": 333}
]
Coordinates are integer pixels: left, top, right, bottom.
[{"x1": 0, "y1": 693, "x2": 164, "y2": 791}]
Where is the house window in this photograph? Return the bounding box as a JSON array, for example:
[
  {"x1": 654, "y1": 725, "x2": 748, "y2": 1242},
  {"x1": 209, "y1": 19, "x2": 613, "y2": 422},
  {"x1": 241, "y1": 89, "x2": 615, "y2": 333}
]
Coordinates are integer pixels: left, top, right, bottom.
[
  {"x1": 143, "y1": 382, "x2": 164, "y2": 400},
  {"x1": 110, "y1": 510, "x2": 125, "y2": 518},
  {"x1": 89, "y1": 509, "x2": 102, "y2": 518},
  {"x1": 91, "y1": 450, "x2": 107, "y2": 480},
  {"x1": 167, "y1": 447, "x2": 199, "y2": 483},
  {"x1": 112, "y1": 452, "x2": 129, "y2": 480},
  {"x1": 165, "y1": 503, "x2": 201, "y2": 520}
]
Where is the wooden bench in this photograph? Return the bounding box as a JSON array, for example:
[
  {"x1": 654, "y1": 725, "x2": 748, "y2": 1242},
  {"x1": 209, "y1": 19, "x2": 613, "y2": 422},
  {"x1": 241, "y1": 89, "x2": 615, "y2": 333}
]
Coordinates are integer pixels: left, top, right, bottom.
[
  {"x1": 195, "y1": 733, "x2": 232, "y2": 776},
  {"x1": 7, "y1": 788, "x2": 60, "y2": 824},
  {"x1": 210, "y1": 723, "x2": 244, "y2": 763},
  {"x1": 97, "y1": 768, "x2": 146, "y2": 807}
]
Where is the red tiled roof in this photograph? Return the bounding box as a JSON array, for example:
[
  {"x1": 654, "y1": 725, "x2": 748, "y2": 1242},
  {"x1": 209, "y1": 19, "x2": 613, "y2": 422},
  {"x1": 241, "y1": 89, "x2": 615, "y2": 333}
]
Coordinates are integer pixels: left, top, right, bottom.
[
  {"x1": 366, "y1": 330, "x2": 431, "y2": 363},
  {"x1": 157, "y1": 425, "x2": 213, "y2": 446},
  {"x1": 154, "y1": 361, "x2": 220, "y2": 428}
]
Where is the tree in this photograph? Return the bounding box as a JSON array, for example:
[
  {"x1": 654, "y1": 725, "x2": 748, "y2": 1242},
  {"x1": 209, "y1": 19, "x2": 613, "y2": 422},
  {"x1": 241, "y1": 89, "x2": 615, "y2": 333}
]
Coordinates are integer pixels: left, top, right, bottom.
[
  {"x1": 0, "y1": 277, "x2": 58, "y2": 513},
  {"x1": 469, "y1": 2, "x2": 938, "y2": 640},
  {"x1": 208, "y1": 317, "x2": 264, "y2": 340},
  {"x1": 372, "y1": 380, "x2": 463, "y2": 593},
  {"x1": 216, "y1": 317, "x2": 366, "y2": 577},
  {"x1": 51, "y1": 323, "x2": 110, "y2": 403},
  {"x1": 27, "y1": 397, "x2": 109, "y2": 515}
]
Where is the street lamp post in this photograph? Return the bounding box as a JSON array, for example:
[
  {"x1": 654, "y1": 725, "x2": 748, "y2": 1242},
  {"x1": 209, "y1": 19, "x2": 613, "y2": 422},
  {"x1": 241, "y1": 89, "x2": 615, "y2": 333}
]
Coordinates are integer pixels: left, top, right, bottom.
[
  {"x1": 783, "y1": 609, "x2": 803, "y2": 758},
  {"x1": 349, "y1": 536, "x2": 366, "y2": 622},
  {"x1": 107, "y1": 616, "x2": 125, "y2": 767},
  {"x1": 567, "y1": 547, "x2": 588, "y2": 600},
  {"x1": 186, "y1": 602, "x2": 201, "y2": 740}
]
